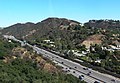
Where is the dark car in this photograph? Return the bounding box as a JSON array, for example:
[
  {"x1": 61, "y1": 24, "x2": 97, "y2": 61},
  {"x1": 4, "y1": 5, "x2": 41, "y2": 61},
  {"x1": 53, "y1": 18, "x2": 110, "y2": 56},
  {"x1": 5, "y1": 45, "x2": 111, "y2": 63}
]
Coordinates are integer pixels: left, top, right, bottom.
[
  {"x1": 111, "y1": 79, "x2": 115, "y2": 82},
  {"x1": 69, "y1": 67, "x2": 72, "y2": 69},
  {"x1": 87, "y1": 73, "x2": 90, "y2": 76},
  {"x1": 79, "y1": 76, "x2": 82, "y2": 80},
  {"x1": 89, "y1": 71, "x2": 91, "y2": 73},
  {"x1": 75, "y1": 66, "x2": 77, "y2": 68},
  {"x1": 73, "y1": 71, "x2": 75, "y2": 73},
  {"x1": 79, "y1": 75, "x2": 84, "y2": 80},
  {"x1": 81, "y1": 75, "x2": 84, "y2": 77},
  {"x1": 83, "y1": 67, "x2": 88, "y2": 70},
  {"x1": 68, "y1": 70, "x2": 70, "y2": 72},
  {"x1": 94, "y1": 81, "x2": 100, "y2": 83}
]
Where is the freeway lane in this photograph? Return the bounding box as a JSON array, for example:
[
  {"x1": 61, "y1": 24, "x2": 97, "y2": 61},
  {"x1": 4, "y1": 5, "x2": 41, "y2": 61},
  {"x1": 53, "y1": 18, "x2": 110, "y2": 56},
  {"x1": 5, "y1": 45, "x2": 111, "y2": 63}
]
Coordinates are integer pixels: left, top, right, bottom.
[{"x1": 55, "y1": 61, "x2": 96, "y2": 83}]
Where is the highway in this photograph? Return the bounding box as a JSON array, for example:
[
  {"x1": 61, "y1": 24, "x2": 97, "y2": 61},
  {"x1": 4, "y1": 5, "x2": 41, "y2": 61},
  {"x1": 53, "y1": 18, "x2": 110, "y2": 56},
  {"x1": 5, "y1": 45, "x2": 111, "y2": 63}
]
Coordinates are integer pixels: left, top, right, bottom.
[
  {"x1": 32, "y1": 45, "x2": 120, "y2": 83},
  {"x1": 3, "y1": 35, "x2": 120, "y2": 83}
]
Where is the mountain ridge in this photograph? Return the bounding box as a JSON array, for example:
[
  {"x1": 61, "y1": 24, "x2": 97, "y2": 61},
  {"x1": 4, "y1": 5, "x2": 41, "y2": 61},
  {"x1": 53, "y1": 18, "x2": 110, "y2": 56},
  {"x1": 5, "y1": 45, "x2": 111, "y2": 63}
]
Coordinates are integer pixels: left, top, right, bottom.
[
  {"x1": 1, "y1": 17, "x2": 81, "y2": 39},
  {"x1": 1, "y1": 17, "x2": 120, "y2": 47}
]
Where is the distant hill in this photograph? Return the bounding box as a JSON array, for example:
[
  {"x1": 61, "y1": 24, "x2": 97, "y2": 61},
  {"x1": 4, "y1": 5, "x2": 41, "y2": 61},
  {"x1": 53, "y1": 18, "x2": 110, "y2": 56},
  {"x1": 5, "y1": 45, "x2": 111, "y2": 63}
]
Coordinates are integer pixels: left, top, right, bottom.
[
  {"x1": 2, "y1": 19, "x2": 120, "y2": 38},
  {"x1": 1, "y1": 22, "x2": 35, "y2": 38},
  {"x1": 1, "y1": 18, "x2": 84, "y2": 50},
  {"x1": 1, "y1": 18, "x2": 80, "y2": 39},
  {"x1": 84, "y1": 19, "x2": 120, "y2": 28},
  {"x1": 1, "y1": 18, "x2": 120, "y2": 50}
]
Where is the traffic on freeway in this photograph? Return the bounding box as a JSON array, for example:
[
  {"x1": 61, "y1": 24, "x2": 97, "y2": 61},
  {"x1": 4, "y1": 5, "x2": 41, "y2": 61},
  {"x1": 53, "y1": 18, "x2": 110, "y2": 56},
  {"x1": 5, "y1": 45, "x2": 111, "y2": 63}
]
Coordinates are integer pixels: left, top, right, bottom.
[{"x1": 3, "y1": 35, "x2": 120, "y2": 83}]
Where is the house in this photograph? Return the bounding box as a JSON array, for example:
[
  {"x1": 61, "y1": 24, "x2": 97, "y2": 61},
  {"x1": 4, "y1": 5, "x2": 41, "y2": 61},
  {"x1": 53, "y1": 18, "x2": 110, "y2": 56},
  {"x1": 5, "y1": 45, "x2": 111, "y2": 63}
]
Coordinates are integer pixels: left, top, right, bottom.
[
  {"x1": 50, "y1": 44, "x2": 55, "y2": 47},
  {"x1": 43, "y1": 40, "x2": 55, "y2": 44},
  {"x1": 8, "y1": 40, "x2": 12, "y2": 43},
  {"x1": 73, "y1": 52, "x2": 85, "y2": 57},
  {"x1": 101, "y1": 47, "x2": 107, "y2": 50},
  {"x1": 82, "y1": 51, "x2": 88, "y2": 55},
  {"x1": 113, "y1": 40, "x2": 120, "y2": 48},
  {"x1": 117, "y1": 44, "x2": 120, "y2": 48},
  {"x1": 50, "y1": 41, "x2": 55, "y2": 44},
  {"x1": 43, "y1": 40, "x2": 50, "y2": 43},
  {"x1": 109, "y1": 45, "x2": 118, "y2": 49},
  {"x1": 95, "y1": 59, "x2": 102, "y2": 63},
  {"x1": 72, "y1": 50, "x2": 86, "y2": 57}
]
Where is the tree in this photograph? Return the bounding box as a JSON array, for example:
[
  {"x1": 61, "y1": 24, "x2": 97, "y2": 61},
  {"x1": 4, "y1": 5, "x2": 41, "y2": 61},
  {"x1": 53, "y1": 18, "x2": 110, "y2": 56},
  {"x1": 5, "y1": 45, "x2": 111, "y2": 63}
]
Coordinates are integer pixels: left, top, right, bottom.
[{"x1": 114, "y1": 50, "x2": 120, "y2": 56}]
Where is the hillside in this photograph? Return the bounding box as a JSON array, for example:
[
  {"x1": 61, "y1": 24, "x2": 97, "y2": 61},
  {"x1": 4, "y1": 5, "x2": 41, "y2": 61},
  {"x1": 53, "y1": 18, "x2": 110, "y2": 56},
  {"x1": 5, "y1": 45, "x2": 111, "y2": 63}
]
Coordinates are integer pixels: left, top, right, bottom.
[
  {"x1": 0, "y1": 38, "x2": 85, "y2": 83},
  {"x1": 1, "y1": 17, "x2": 89, "y2": 51},
  {"x1": 1, "y1": 18, "x2": 120, "y2": 51},
  {"x1": 1, "y1": 18, "x2": 80, "y2": 39}
]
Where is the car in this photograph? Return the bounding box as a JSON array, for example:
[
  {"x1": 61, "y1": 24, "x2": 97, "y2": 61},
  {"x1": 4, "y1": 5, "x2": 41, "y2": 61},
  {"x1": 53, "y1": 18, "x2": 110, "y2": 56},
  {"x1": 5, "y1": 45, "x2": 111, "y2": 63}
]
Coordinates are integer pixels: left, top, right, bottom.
[
  {"x1": 73, "y1": 71, "x2": 75, "y2": 73},
  {"x1": 79, "y1": 75, "x2": 84, "y2": 80},
  {"x1": 79, "y1": 76, "x2": 83, "y2": 80},
  {"x1": 61, "y1": 67, "x2": 64, "y2": 68},
  {"x1": 83, "y1": 67, "x2": 88, "y2": 70},
  {"x1": 87, "y1": 73, "x2": 90, "y2": 76},
  {"x1": 81, "y1": 75, "x2": 84, "y2": 77},
  {"x1": 65, "y1": 70, "x2": 68, "y2": 72},
  {"x1": 94, "y1": 81, "x2": 100, "y2": 83},
  {"x1": 89, "y1": 71, "x2": 91, "y2": 73},
  {"x1": 67, "y1": 70, "x2": 70, "y2": 72},
  {"x1": 111, "y1": 79, "x2": 115, "y2": 82},
  {"x1": 69, "y1": 67, "x2": 72, "y2": 69}
]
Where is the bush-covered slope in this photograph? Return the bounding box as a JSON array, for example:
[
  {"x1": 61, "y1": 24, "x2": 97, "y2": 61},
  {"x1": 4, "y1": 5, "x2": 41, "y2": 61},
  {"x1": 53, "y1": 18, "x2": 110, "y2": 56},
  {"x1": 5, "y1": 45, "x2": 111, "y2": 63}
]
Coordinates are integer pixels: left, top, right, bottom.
[
  {"x1": 0, "y1": 58, "x2": 85, "y2": 83},
  {"x1": 0, "y1": 39, "x2": 85, "y2": 83}
]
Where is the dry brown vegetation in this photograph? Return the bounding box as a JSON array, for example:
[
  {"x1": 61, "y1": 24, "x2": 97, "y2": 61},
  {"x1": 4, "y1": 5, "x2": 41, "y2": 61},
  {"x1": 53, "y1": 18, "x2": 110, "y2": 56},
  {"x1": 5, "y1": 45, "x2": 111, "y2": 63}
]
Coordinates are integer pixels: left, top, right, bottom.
[{"x1": 81, "y1": 34, "x2": 104, "y2": 48}]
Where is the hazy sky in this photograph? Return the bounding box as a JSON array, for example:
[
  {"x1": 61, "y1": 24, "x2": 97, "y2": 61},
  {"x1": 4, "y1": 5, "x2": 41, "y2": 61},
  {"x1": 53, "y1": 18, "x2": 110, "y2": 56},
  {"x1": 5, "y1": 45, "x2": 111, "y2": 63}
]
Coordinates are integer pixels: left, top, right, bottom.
[{"x1": 0, "y1": 0, "x2": 120, "y2": 27}]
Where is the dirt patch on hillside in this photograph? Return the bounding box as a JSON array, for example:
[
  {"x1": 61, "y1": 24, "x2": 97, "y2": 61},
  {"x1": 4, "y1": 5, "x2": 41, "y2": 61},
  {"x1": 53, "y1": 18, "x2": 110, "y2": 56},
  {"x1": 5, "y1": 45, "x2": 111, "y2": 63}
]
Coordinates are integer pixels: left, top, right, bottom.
[{"x1": 81, "y1": 34, "x2": 104, "y2": 48}]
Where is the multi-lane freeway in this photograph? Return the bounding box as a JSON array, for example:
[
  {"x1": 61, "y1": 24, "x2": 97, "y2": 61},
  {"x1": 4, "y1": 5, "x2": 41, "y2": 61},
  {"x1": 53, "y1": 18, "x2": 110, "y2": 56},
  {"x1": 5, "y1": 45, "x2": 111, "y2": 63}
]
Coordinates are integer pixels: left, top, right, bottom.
[{"x1": 3, "y1": 35, "x2": 120, "y2": 83}]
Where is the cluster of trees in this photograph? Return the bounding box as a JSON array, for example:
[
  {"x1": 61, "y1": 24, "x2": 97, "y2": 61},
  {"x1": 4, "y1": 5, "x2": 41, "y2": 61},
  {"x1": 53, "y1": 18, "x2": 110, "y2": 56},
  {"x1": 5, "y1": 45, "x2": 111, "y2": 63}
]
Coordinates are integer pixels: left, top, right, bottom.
[
  {"x1": 85, "y1": 44, "x2": 120, "y2": 74},
  {"x1": 84, "y1": 19, "x2": 120, "y2": 29},
  {"x1": 0, "y1": 39, "x2": 19, "y2": 59},
  {"x1": 89, "y1": 44, "x2": 108, "y2": 59},
  {"x1": 102, "y1": 50, "x2": 120, "y2": 74},
  {"x1": 0, "y1": 58, "x2": 85, "y2": 83}
]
